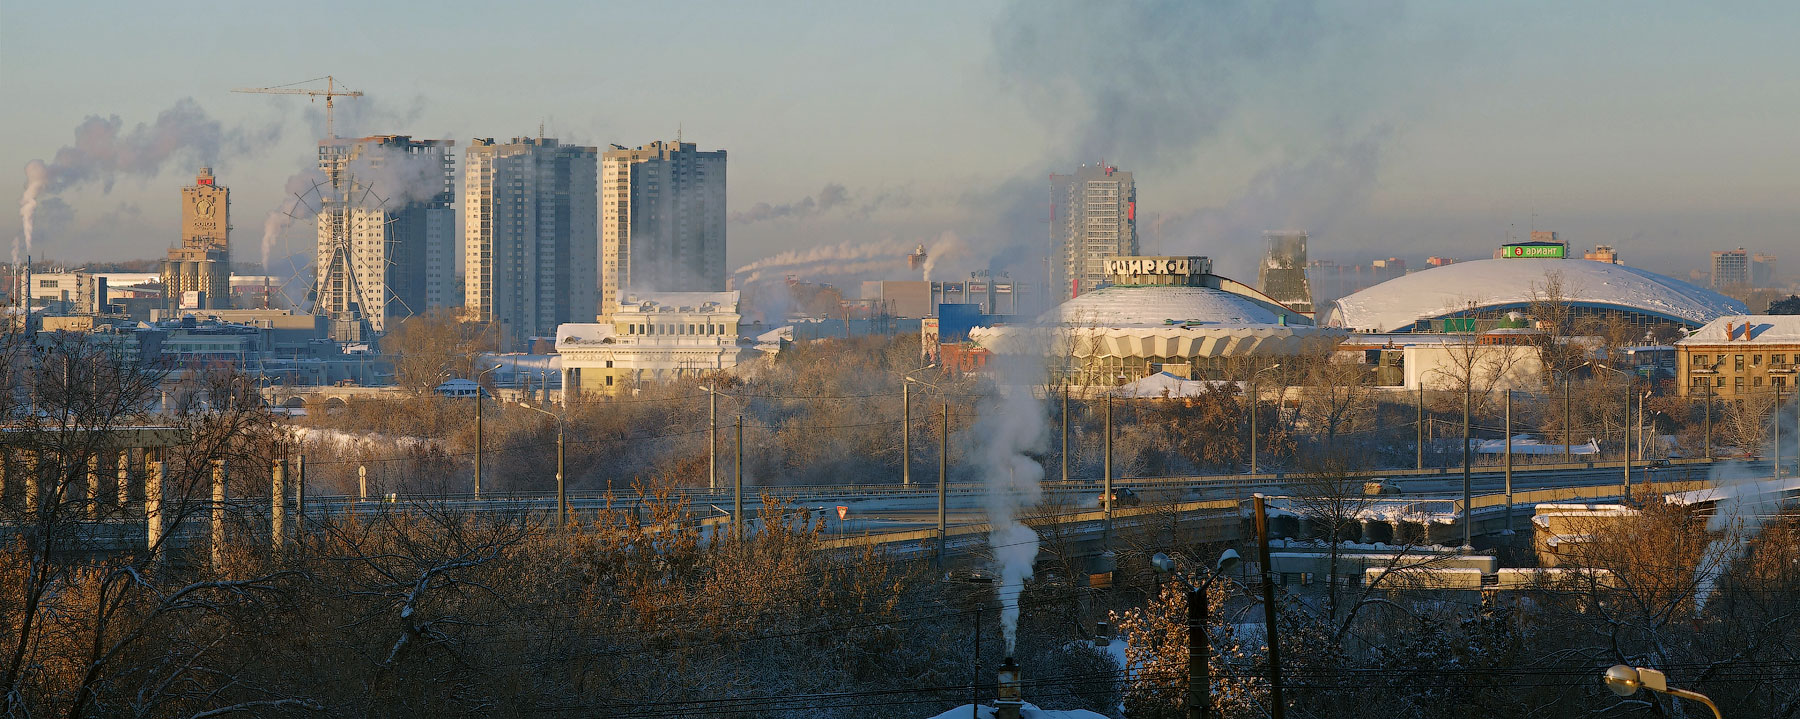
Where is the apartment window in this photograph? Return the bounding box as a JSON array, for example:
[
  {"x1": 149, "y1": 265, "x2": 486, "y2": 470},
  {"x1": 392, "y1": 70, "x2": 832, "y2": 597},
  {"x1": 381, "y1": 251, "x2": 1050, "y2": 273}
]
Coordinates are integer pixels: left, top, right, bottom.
[
  {"x1": 1754, "y1": 376, "x2": 1764, "y2": 387},
  {"x1": 1735, "y1": 377, "x2": 1744, "y2": 389},
  {"x1": 1735, "y1": 355, "x2": 1745, "y2": 370},
  {"x1": 1717, "y1": 377, "x2": 1725, "y2": 387},
  {"x1": 1774, "y1": 354, "x2": 1788, "y2": 365},
  {"x1": 1777, "y1": 377, "x2": 1788, "y2": 387},
  {"x1": 1753, "y1": 354, "x2": 1763, "y2": 366}
]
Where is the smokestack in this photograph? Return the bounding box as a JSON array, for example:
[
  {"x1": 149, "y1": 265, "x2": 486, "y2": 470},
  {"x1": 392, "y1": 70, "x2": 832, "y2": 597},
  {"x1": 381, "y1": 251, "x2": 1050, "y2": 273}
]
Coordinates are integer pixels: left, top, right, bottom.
[{"x1": 995, "y1": 656, "x2": 1023, "y2": 719}]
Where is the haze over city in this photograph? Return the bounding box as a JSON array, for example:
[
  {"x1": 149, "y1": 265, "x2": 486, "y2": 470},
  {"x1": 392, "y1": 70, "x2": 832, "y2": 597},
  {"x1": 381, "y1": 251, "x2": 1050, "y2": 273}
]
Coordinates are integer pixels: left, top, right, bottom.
[
  {"x1": 5, "y1": 3, "x2": 1800, "y2": 718},
  {"x1": 5, "y1": 1, "x2": 1797, "y2": 280}
]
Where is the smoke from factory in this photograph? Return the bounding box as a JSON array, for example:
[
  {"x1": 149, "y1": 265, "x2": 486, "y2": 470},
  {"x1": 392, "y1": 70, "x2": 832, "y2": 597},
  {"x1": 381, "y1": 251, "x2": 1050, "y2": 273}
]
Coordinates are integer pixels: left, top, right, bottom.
[{"x1": 16, "y1": 98, "x2": 277, "y2": 262}]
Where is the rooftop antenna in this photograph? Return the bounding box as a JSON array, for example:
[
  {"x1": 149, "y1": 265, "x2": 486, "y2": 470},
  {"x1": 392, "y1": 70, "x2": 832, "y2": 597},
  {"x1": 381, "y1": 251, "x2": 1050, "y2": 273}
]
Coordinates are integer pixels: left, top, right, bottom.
[
  {"x1": 677, "y1": 123, "x2": 683, "y2": 144},
  {"x1": 538, "y1": 120, "x2": 545, "y2": 142}
]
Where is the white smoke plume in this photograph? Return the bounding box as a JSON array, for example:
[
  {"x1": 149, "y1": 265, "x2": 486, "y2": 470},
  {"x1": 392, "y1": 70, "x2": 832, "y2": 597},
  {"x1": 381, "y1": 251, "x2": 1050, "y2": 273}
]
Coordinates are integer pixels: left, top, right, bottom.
[
  {"x1": 973, "y1": 341, "x2": 1052, "y2": 655},
  {"x1": 17, "y1": 98, "x2": 278, "y2": 257},
  {"x1": 918, "y1": 230, "x2": 971, "y2": 283},
  {"x1": 261, "y1": 168, "x2": 328, "y2": 270},
  {"x1": 1693, "y1": 394, "x2": 1796, "y2": 612},
  {"x1": 731, "y1": 183, "x2": 850, "y2": 224}
]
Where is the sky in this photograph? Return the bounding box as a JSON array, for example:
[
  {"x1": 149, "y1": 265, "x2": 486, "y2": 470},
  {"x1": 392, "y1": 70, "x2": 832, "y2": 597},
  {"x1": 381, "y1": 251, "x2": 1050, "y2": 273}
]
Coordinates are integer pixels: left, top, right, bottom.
[{"x1": 3, "y1": 0, "x2": 1797, "y2": 285}]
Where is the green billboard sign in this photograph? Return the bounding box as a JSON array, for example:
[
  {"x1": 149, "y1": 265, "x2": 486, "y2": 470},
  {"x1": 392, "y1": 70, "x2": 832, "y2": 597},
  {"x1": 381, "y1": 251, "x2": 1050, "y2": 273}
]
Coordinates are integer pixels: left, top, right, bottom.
[{"x1": 1500, "y1": 243, "x2": 1566, "y2": 259}]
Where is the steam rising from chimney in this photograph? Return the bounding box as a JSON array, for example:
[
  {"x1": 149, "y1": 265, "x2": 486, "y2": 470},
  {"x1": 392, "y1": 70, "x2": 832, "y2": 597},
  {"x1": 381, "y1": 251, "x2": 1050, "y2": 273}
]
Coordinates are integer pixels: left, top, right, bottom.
[
  {"x1": 975, "y1": 345, "x2": 1050, "y2": 655},
  {"x1": 16, "y1": 98, "x2": 276, "y2": 260}
]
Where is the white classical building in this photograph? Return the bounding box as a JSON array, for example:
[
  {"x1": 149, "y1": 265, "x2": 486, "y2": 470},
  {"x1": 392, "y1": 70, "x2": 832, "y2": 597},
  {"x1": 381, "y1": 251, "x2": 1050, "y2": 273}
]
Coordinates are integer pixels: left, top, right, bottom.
[{"x1": 555, "y1": 291, "x2": 755, "y2": 397}]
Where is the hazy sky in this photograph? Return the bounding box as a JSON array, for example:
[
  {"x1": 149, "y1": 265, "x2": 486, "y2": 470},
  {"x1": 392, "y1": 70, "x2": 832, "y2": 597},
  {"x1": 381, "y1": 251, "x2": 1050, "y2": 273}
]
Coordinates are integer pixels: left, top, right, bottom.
[{"x1": 3, "y1": 0, "x2": 1797, "y2": 283}]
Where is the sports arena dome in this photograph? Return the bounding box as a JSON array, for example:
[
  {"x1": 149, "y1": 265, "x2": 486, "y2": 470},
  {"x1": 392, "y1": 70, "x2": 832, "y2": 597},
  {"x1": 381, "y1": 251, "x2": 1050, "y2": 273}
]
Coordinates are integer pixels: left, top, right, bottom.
[{"x1": 1324, "y1": 258, "x2": 1746, "y2": 333}]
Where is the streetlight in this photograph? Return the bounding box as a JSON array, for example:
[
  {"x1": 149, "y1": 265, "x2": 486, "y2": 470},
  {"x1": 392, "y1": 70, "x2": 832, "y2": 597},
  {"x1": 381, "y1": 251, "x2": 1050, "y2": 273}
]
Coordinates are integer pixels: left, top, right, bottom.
[
  {"x1": 1584, "y1": 362, "x2": 1634, "y2": 500},
  {"x1": 899, "y1": 364, "x2": 938, "y2": 488},
  {"x1": 701, "y1": 385, "x2": 722, "y2": 491},
  {"x1": 907, "y1": 374, "x2": 950, "y2": 566},
  {"x1": 1151, "y1": 550, "x2": 1243, "y2": 719},
  {"x1": 474, "y1": 363, "x2": 500, "y2": 500},
  {"x1": 1603, "y1": 665, "x2": 1722, "y2": 719},
  {"x1": 514, "y1": 401, "x2": 566, "y2": 529},
  {"x1": 1249, "y1": 364, "x2": 1281, "y2": 475}
]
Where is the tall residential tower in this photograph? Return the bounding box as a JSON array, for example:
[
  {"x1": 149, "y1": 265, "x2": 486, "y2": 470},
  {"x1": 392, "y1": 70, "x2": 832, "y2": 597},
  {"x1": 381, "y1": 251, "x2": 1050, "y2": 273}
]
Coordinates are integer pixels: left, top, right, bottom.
[
  {"x1": 464, "y1": 137, "x2": 598, "y2": 350},
  {"x1": 314, "y1": 135, "x2": 456, "y2": 340},
  {"x1": 600, "y1": 140, "x2": 727, "y2": 312},
  {"x1": 1051, "y1": 164, "x2": 1136, "y2": 301}
]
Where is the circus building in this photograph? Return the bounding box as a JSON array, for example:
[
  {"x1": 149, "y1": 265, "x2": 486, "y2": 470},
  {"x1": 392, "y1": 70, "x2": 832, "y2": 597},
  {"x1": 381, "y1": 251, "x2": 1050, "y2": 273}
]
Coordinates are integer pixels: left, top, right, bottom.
[{"x1": 970, "y1": 256, "x2": 1342, "y2": 386}]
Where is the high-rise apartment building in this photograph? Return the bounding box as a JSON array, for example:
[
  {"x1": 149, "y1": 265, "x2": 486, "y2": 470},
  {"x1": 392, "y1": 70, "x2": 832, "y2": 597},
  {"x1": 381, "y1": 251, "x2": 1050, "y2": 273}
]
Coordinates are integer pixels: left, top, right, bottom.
[
  {"x1": 1752, "y1": 253, "x2": 1778, "y2": 288},
  {"x1": 160, "y1": 168, "x2": 231, "y2": 311},
  {"x1": 464, "y1": 137, "x2": 598, "y2": 351},
  {"x1": 1258, "y1": 231, "x2": 1314, "y2": 316},
  {"x1": 1711, "y1": 248, "x2": 1750, "y2": 288},
  {"x1": 315, "y1": 136, "x2": 456, "y2": 340},
  {"x1": 600, "y1": 140, "x2": 727, "y2": 312},
  {"x1": 1051, "y1": 164, "x2": 1137, "y2": 300}
]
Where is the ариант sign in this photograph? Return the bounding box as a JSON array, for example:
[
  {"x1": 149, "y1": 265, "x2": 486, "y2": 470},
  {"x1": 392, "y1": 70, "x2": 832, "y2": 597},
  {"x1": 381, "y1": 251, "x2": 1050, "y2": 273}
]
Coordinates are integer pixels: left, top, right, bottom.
[{"x1": 1500, "y1": 243, "x2": 1566, "y2": 259}]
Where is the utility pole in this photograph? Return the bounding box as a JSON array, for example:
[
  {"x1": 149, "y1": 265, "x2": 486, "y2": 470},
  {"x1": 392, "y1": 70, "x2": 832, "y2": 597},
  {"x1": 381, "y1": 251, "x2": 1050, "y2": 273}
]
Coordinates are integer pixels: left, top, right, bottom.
[
  {"x1": 1563, "y1": 372, "x2": 1572, "y2": 464},
  {"x1": 1060, "y1": 388, "x2": 1069, "y2": 484},
  {"x1": 555, "y1": 416, "x2": 566, "y2": 529},
  {"x1": 1416, "y1": 386, "x2": 1424, "y2": 470},
  {"x1": 1103, "y1": 395, "x2": 1114, "y2": 550},
  {"x1": 709, "y1": 387, "x2": 718, "y2": 491},
  {"x1": 1253, "y1": 495, "x2": 1286, "y2": 719},
  {"x1": 902, "y1": 382, "x2": 911, "y2": 488},
  {"x1": 474, "y1": 387, "x2": 483, "y2": 500},
  {"x1": 1504, "y1": 391, "x2": 1513, "y2": 534},
  {"x1": 1622, "y1": 384, "x2": 1632, "y2": 501},
  {"x1": 938, "y1": 396, "x2": 949, "y2": 567},
  {"x1": 734, "y1": 415, "x2": 744, "y2": 542},
  {"x1": 1461, "y1": 377, "x2": 1472, "y2": 550},
  {"x1": 1703, "y1": 381, "x2": 1713, "y2": 461},
  {"x1": 1250, "y1": 386, "x2": 1259, "y2": 475}
]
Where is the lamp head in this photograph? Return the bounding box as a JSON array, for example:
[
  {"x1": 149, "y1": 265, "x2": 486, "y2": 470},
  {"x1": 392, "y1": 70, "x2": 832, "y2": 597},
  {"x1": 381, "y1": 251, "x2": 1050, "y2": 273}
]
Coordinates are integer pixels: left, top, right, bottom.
[
  {"x1": 1215, "y1": 549, "x2": 1242, "y2": 573},
  {"x1": 1602, "y1": 665, "x2": 1641, "y2": 697}
]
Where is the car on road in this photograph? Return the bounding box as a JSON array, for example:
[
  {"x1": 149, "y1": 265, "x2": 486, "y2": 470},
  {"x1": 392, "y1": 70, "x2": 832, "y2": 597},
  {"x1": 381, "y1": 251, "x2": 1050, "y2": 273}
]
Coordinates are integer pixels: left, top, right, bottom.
[
  {"x1": 1648, "y1": 458, "x2": 1672, "y2": 469},
  {"x1": 1363, "y1": 479, "x2": 1402, "y2": 496},
  {"x1": 1099, "y1": 487, "x2": 1142, "y2": 507}
]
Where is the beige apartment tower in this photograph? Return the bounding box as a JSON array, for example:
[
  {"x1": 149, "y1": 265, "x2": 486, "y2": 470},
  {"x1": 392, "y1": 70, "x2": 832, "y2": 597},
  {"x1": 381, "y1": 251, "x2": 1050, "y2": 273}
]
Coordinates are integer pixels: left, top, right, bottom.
[
  {"x1": 160, "y1": 168, "x2": 231, "y2": 311},
  {"x1": 600, "y1": 140, "x2": 727, "y2": 313},
  {"x1": 464, "y1": 137, "x2": 598, "y2": 351},
  {"x1": 314, "y1": 135, "x2": 456, "y2": 340}
]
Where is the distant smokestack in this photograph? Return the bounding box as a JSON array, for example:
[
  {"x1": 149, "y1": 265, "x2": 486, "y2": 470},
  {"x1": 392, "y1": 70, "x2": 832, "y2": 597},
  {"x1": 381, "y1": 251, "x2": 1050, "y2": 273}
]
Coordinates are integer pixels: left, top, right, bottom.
[{"x1": 995, "y1": 656, "x2": 1023, "y2": 719}]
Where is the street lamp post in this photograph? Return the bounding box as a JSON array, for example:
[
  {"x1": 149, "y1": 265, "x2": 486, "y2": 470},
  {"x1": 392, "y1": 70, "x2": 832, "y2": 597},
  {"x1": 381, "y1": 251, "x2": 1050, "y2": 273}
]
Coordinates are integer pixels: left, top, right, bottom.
[
  {"x1": 514, "y1": 402, "x2": 566, "y2": 529},
  {"x1": 1586, "y1": 362, "x2": 1634, "y2": 501},
  {"x1": 1152, "y1": 550, "x2": 1243, "y2": 719},
  {"x1": 899, "y1": 364, "x2": 936, "y2": 488},
  {"x1": 474, "y1": 364, "x2": 500, "y2": 500},
  {"x1": 1603, "y1": 665, "x2": 1722, "y2": 719},
  {"x1": 1249, "y1": 364, "x2": 1281, "y2": 475},
  {"x1": 907, "y1": 374, "x2": 950, "y2": 566},
  {"x1": 702, "y1": 385, "x2": 718, "y2": 491}
]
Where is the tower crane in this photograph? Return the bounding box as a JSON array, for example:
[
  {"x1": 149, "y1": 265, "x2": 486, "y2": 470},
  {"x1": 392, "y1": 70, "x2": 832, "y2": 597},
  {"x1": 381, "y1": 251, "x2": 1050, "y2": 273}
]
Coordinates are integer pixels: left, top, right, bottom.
[{"x1": 232, "y1": 75, "x2": 363, "y2": 139}]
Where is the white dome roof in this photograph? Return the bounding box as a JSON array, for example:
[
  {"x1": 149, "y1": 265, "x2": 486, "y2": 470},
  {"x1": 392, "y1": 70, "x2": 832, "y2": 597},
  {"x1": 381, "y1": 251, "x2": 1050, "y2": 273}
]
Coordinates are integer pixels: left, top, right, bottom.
[
  {"x1": 1326, "y1": 259, "x2": 1746, "y2": 332},
  {"x1": 1043, "y1": 285, "x2": 1298, "y2": 328}
]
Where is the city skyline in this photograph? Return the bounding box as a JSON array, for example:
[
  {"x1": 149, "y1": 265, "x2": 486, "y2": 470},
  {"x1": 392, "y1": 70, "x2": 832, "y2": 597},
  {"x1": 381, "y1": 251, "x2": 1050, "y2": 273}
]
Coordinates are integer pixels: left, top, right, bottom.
[{"x1": 3, "y1": 1, "x2": 1797, "y2": 285}]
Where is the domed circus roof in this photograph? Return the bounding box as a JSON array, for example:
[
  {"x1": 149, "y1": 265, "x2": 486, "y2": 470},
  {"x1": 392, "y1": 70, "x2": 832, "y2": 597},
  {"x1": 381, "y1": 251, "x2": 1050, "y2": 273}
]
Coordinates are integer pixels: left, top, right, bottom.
[
  {"x1": 1325, "y1": 258, "x2": 1745, "y2": 332},
  {"x1": 1042, "y1": 285, "x2": 1302, "y2": 328}
]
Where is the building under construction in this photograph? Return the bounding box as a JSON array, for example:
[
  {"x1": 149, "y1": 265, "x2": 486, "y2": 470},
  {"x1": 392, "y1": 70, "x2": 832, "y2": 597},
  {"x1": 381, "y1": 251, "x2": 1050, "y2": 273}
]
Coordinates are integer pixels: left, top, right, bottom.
[
  {"x1": 1258, "y1": 230, "x2": 1314, "y2": 317},
  {"x1": 313, "y1": 135, "x2": 456, "y2": 341},
  {"x1": 160, "y1": 168, "x2": 232, "y2": 312}
]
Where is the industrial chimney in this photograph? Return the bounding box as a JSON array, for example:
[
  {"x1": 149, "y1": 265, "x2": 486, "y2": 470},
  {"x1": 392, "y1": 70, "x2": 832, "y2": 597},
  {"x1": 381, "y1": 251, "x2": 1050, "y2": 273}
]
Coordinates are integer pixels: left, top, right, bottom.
[{"x1": 995, "y1": 656, "x2": 1023, "y2": 719}]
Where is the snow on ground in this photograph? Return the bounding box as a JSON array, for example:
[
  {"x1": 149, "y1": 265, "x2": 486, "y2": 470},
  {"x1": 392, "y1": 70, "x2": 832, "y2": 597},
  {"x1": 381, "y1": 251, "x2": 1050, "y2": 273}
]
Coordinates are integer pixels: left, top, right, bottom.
[
  {"x1": 292, "y1": 427, "x2": 428, "y2": 451},
  {"x1": 923, "y1": 704, "x2": 1110, "y2": 719}
]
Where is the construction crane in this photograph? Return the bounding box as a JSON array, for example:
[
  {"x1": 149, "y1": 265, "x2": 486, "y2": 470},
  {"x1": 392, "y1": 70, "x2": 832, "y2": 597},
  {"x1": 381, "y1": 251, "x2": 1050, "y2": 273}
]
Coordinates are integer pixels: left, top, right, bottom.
[{"x1": 232, "y1": 75, "x2": 363, "y2": 139}]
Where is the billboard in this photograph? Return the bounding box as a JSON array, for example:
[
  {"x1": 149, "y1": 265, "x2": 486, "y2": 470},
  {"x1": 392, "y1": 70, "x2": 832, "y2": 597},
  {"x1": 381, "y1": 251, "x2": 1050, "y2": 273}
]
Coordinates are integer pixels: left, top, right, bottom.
[{"x1": 1500, "y1": 243, "x2": 1566, "y2": 259}]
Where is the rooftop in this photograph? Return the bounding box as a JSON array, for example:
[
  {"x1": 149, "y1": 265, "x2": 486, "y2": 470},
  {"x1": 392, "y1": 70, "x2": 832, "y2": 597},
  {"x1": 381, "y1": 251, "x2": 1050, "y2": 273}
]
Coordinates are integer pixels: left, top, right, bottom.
[
  {"x1": 1677, "y1": 315, "x2": 1800, "y2": 344},
  {"x1": 1326, "y1": 258, "x2": 1745, "y2": 332}
]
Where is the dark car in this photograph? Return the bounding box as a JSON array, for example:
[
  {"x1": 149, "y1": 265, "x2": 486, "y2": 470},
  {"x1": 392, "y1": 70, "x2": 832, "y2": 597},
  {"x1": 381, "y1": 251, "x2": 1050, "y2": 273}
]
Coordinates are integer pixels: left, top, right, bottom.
[
  {"x1": 1100, "y1": 487, "x2": 1142, "y2": 507},
  {"x1": 1648, "y1": 458, "x2": 1671, "y2": 469}
]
